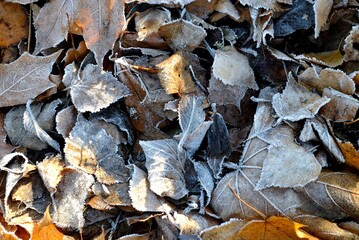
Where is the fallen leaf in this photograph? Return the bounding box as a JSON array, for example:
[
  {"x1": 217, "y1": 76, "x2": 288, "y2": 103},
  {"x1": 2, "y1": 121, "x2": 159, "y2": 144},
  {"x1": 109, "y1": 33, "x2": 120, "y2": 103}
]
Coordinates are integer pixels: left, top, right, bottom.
[
  {"x1": 156, "y1": 51, "x2": 197, "y2": 95},
  {"x1": 36, "y1": 155, "x2": 64, "y2": 194},
  {"x1": 0, "y1": 52, "x2": 60, "y2": 107},
  {"x1": 193, "y1": 161, "x2": 214, "y2": 208},
  {"x1": 212, "y1": 46, "x2": 258, "y2": 90},
  {"x1": 200, "y1": 218, "x2": 245, "y2": 240},
  {"x1": 0, "y1": 113, "x2": 15, "y2": 158},
  {"x1": 344, "y1": 25, "x2": 359, "y2": 62},
  {"x1": 251, "y1": 9, "x2": 274, "y2": 47},
  {"x1": 125, "y1": 0, "x2": 196, "y2": 5},
  {"x1": 314, "y1": 0, "x2": 333, "y2": 38},
  {"x1": 64, "y1": 63, "x2": 131, "y2": 113},
  {"x1": 295, "y1": 50, "x2": 344, "y2": 68},
  {"x1": 31, "y1": 207, "x2": 63, "y2": 240},
  {"x1": 135, "y1": 8, "x2": 170, "y2": 41},
  {"x1": 55, "y1": 105, "x2": 77, "y2": 138},
  {"x1": 0, "y1": 1, "x2": 28, "y2": 47},
  {"x1": 140, "y1": 139, "x2": 188, "y2": 200},
  {"x1": 237, "y1": 216, "x2": 318, "y2": 240},
  {"x1": 173, "y1": 211, "x2": 217, "y2": 235},
  {"x1": 64, "y1": 40, "x2": 89, "y2": 66},
  {"x1": 338, "y1": 141, "x2": 359, "y2": 170},
  {"x1": 92, "y1": 181, "x2": 132, "y2": 207},
  {"x1": 160, "y1": 19, "x2": 207, "y2": 52},
  {"x1": 239, "y1": 0, "x2": 281, "y2": 10},
  {"x1": 272, "y1": 75, "x2": 330, "y2": 121},
  {"x1": 116, "y1": 233, "x2": 150, "y2": 240},
  {"x1": 214, "y1": 0, "x2": 240, "y2": 21}
]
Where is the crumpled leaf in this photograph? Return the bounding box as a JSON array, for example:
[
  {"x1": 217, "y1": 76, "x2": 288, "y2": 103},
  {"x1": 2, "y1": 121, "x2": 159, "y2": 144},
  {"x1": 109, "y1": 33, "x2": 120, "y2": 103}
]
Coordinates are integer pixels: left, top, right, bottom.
[
  {"x1": 314, "y1": 0, "x2": 333, "y2": 38},
  {"x1": 52, "y1": 168, "x2": 94, "y2": 230},
  {"x1": 0, "y1": 52, "x2": 60, "y2": 107},
  {"x1": 63, "y1": 63, "x2": 131, "y2": 113},
  {"x1": 237, "y1": 216, "x2": 318, "y2": 240},
  {"x1": 193, "y1": 161, "x2": 214, "y2": 208},
  {"x1": 156, "y1": 51, "x2": 197, "y2": 95},
  {"x1": 24, "y1": 100, "x2": 61, "y2": 152},
  {"x1": 92, "y1": 182, "x2": 131, "y2": 207},
  {"x1": 320, "y1": 88, "x2": 359, "y2": 122},
  {"x1": 344, "y1": 25, "x2": 359, "y2": 62},
  {"x1": 140, "y1": 139, "x2": 188, "y2": 200},
  {"x1": 31, "y1": 207, "x2": 63, "y2": 240},
  {"x1": 206, "y1": 112, "x2": 231, "y2": 178},
  {"x1": 0, "y1": 113, "x2": 15, "y2": 158},
  {"x1": 129, "y1": 164, "x2": 172, "y2": 212},
  {"x1": 136, "y1": 8, "x2": 170, "y2": 41},
  {"x1": 212, "y1": 46, "x2": 258, "y2": 90},
  {"x1": 34, "y1": 0, "x2": 125, "y2": 64},
  {"x1": 272, "y1": 76, "x2": 330, "y2": 121},
  {"x1": 256, "y1": 144, "x2": 321, "y2": 190},
  {"x1": 159, "y1": 19, "x2": 206, "y2": 52},
  {"x1": 5, "y1": 100, "x2": 60, "y2": 151},
  {"x1": 178, "y1": 95, "x2": 212, "y2": 157},
  {"x1": 298, "y1": 67, "x2": 355, "y2": 95},
  {"x1": 0, "y1": 1, "x2": 28, "y2": 47}
]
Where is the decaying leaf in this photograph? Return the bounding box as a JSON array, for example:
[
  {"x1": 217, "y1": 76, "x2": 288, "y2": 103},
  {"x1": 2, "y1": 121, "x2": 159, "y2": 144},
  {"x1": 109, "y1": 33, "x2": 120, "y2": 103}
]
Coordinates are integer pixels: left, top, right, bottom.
[
  {"x1": 31, "y1": 207, "x2": 63, "y2": 240},
  {"x1": 136, "y1": 8, "x2": 170, "y2": 41},
  {"x1": 214, "y1": 0, "x2": 240, "y2": 21},
  {"x1": 239, "y1": 0, "x2": 280, "y2": 10},
  {"x1": 0, "y1": 52, "x2": 60, "y2": 107},
  {"x1": 0, "y1": 113, "x2": 15, "y2": 158},
  {"x1": 314, "y1": 0, "x2": 333, "y2": 38},
  {"x1": 344, "y1": 25, "x2": 359, "y2": 62},
  {"x1": 0, "y1": 1, "x2": 28, "y2": 47},
  {"x1": 272, "y1": 75, "x2": 330, "y2": 121},
  {"x1": 55, "y1": 105, "x2": 77, "y2": 138},
  {"x1": 338, "y1": 141, "x2": 359, "y2": 171},
  {"x1": 36, "y1": 155, "x2": 64, "y2": 194},
  {"x1": 159, "y1": 19, "x2": 207, "y2": 52},
  {"x1": 200, "y1": 218, "x2": 245, "y2": 240},
  {"x1": 64, "y1": 63, "x2": 131, "y2": 113},
  {"x1": 156, "y1": 51, "x2": 197, "y2": 95},
  {"x1": 193, "y1": 161, "x2": 214, "y2": 208},
  {"x1": 212, "y1": 46, "x2": 258, "y2": 90},
  {"x1": 294, "y1": 50, "x2": 344, "y2": 68},
  {"x1": 140, "y1": 139, "x2": 188, "y2": 200},
  {"x1": 173, "y1": 211, "x2": 217, "y2": 235}
]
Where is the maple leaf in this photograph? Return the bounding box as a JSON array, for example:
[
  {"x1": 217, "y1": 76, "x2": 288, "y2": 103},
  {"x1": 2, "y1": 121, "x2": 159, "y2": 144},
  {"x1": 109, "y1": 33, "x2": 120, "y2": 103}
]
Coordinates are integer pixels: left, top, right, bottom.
[{"x1": 0, "y1": 52, "x2": 60, "y2": 107}]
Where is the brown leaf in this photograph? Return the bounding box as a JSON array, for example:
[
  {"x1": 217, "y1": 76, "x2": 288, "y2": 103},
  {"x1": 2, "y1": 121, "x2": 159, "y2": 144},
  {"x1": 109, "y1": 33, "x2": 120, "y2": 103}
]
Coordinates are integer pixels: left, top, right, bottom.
[
  {"x1": 55, "y1": 105, "x2": 77, "y2": 138},
  {"x1": 294, "y1": 50, "x2": 344, "y2": 68},
  {"x1": 0, "y1": 1, "x2": 28, "y2": 47},
  {"x1": 135, "y1": 8, "x2": 170, "y2": 41},
  {"x1": 239, "y1": 0, "x2": 281, "y2": 10},
  {"x1": 36, "y1": 155, "x2": 64, "y2": 194},
  {"x1": 0, "y1": 113, "x2": 15, "y2": 158},
  {"x1": 173, "y1": 212, "x2": 218, "y2": 235},
  {"x1": 64, "y1": 40, "x2": 89, "y2": 66},
  {"x1": 344, "y1": 25, "x2": 359, "y2": 62},
  {"x1": 212, "y1": 46, "x2": 258, "y2": 90},
  {"x1": 200, "y1": 218, "x2": 245, "y2": 240},
  {"x1": 31, "y1": 207, "x2": 63, "y2": 240},
  {"x1": 314, "y1": 0, "x2": 333, "y2": 38},
  {"x1": 338, "y1": 141, "x2": 359, "y2": 171},
  {"x1": 0, "y1": 52, "x2": 60, "y2": 107}
]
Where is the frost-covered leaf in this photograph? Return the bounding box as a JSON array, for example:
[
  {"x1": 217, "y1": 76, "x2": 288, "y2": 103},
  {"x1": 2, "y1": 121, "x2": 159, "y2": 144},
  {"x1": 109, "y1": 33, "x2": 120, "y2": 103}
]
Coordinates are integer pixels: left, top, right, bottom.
[
  {"x1": 298, "y1": 67, "x2": 355, "y2": 95},
  {"x1": 129, "y1": 164, "x2": 172, "y2": 212},
  {"x1": 178, "y1": 95, "x2": 212, "y2": 157},
  {"x1": 140, "y1": 139, "x2": 188, "y2": 200},
  {"x1": 320, "y1": 88, "x2": 359, "y2": 122},
  {"x1": 55, "y1": 105, "x2": 77, "y2": 138},
  {"x1": 212, "y1": 46, "x2": 258, "y2": 90},
  {"x1": 344, "y1": 25, "x2": 359, "y2": 62},
  {"x1": 338, "y1": 141, "x2": 359, "y2": 171},
  {"x1": 239, "y1": 0, "x2": 281, "y2": 10},
  {"x1": 136, "y1": 8, "x2": 170, "y2": 41},
  {"x1": 193, "y1": 161, "x2": 214, "y2": 208},
  {"x1": 207, "y1": 112, "x2": 231, "y2": 178},
  {"x1": 214, "y1": 0, "x2": 240, "y2": 21},
  {"x1": 273, "y1": 0, "x2": 314, "y2": 37},
  {"x1": 173, "y1": 212, "x2": 217, "y2": 235},
  {"x1": 24, "y1": 100, "x2": 61, "y2": 152},
  {"x1": 200, "y1": 218, "x2": 245, "y2": 240},
  {"x1": 0, "y1": 1, "x2": 28, "y2": 47},
  {"x1": 156, "y1": 51, "x2": 196, "y2": 95},
  {"x1": 314, "y1": 0, "x2": 333, "y2": 38},
  {"x1": 0, "y1": 113, "x2": 15, "y2": 158},
  {"x1": 159, "y1": 19, "x2": 206, "y2": 52},
  {"x1": 256, "y1": 144, "x2": 321, "y2": 190},
  {"x1": 272, "y1": 76, "x2": 330, "y2": 121},
  {"x1": 36, "y1": 155, "x2": 64, "y2": 194},
  {"x1": 125, "y1": 0, "x2": 196, "y2": 5},
  {"x1": 0, "y1": 52, "x2": 60, "y2": 107},
  {"x1": 52, "y1": 168, "x2": 94, "y2": 230},
  {"x1": 294, "y1": 50, "x2": 344, "y2": 68},
  {"x1": 65, "y1": 64, "x2": 131, "y2": 113}
]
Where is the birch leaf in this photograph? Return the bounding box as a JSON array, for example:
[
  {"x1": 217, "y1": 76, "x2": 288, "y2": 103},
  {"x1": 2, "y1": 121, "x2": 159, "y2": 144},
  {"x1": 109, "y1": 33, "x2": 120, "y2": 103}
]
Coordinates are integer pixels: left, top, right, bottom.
[
  {"x1": 272, "y1": 76, "x2": 330, "y2": 121},
  {"x1": 212, "y1": 46, "x2": 258, "y2": 89},
  {"x1": 65, "y1": 64, "x2": 131, "y2": 113},
  {"x1": 140, "y1": 139, "x2": 188, "y2": 200},
  {"x1": 0, "y1": 52, "x2": 60, "y2": 107}
]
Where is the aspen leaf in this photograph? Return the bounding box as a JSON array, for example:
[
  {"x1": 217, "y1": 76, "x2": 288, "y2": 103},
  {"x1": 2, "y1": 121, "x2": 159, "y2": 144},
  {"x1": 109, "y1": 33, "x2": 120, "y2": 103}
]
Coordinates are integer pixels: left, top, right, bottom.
[{"x1": 0, "y1": 52, "x2": 60, "y2": 107}]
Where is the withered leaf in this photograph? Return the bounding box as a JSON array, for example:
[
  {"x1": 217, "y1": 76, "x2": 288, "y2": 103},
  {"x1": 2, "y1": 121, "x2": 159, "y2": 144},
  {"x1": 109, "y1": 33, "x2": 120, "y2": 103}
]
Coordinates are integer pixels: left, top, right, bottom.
[
  {"x1": 193, "y1": 161, "x2": 214, "y2": 208},
  {"x1": 157, "y1": 51, "x2": 196, "y2": 95},
  {"x1": 36, "y1": 155, "x2": 64, "y2": 194},
  {"x1": 64, "y1": 63, "x2": 131, "y2": 113},
  {"x1": 55, "y1": 105, "x2": 77, "y2": 138},
  {"x1": 173, "y1": 212, "x2": 217, "y2": 235},
  {"x1": 295, "y1": 50, "x2": 344, "y2": 68},
  {"x1": 135, "y1": 8, "x2": 170, "y2": 41},
  {"x1": 159, "y1": 19, "x2": 207, "y2": 52},
  {"x1": 129, "y1": 164, "x2": 172, "y2": 212},
  {"x1": 117, "y1": 233, "x2": 150, "y2": 240},
  {"x1": 31, "y1": 207, "x2": 63, "y2": 240},
  {"x1": 0, "y1": 52, "x2": 60, "y2": 107},
  {"x1": 239, "y1": 0, "x2": 280, "y2": 10},
  {"x1": 344, "y1": 25, "x2": 359, "y2": 62},
  {"x1": 200, "y1": 218, "x2": 245, "y2": 240},
  {"x1": 212, "y1": 46, "x2": 258, "y2": 90},
  {"x1": 0, "y1": 113, "x2": 15, "y2": 158},
  {"x1": 256, "y1": 144, "x2": 321, "y2": 190},
  {"x1": 125, "y1": 0, "x2": 196, "y2": 5},
  {"x1": 338, "y1": 141, "x2": 359, "y2": 171},
  {"x1": 178, "y1": 95, "x2": 212, "y2": 157},
  {"x1": 214, "y1": 0, "x2": 240, "y2": 21},
  {"x1": 140, "y1": 139, "x2": 188, "y2": 200},
  {"x1": 52, "y1": 168, "x2": 94, "y2": 230},
  {"x1": 272, "y1": 76, "x2": 330, "y2": 121},
  {"x1": 314, "y1": 0, "x2": 333, "y2": 38},
  {"x1": 207, "y1": 112, "x2": 231, "y2": 178}
]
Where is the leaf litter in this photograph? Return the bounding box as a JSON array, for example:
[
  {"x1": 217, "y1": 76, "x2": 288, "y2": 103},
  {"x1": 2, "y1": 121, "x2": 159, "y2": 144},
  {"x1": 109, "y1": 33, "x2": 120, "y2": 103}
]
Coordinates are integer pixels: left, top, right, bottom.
[{"x1": 0, "y1": 0, "x2": 359, "y2": 239}]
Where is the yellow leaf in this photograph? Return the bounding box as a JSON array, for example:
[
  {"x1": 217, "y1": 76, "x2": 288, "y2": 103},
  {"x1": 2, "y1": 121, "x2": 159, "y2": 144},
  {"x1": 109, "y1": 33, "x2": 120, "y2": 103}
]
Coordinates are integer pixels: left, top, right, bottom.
[
  {"x1": 338, "y1": 141, "x2": 359, "y2": 170},
  {"x1": 238, "y1": 216, "x2": 318, "y2": 240},
  {"x1": 31, "y1": 207, "x2": 63, "y2": 240},
  {"x1": 295, "y1": 50, "x2": 344, "y2": 67}
]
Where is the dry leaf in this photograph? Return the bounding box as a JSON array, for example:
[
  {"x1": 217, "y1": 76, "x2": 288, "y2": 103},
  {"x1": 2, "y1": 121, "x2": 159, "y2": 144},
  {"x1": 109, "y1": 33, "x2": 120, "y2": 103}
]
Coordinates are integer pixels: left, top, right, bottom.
[
  {"x1": 237, "y1": 216, "x2": 318, "y2": 240},
  {"x1": 0, "y1": 1, "x2": 28, "y2": 47},
  {"x1": 128, "y1": 164, "x2": 172, "y2": 212},
  {"x1": 36, "y1": 155, "x2": 64, "y2": 194},
  {"x1": 135, "y1": 8, "x2": 170, "y2": 41},
  {"x1": 0, "y1": 52, "x2": 60, "y2": 107},
  {"x1": 157, "y1": 51, "x2": 197, "y2": 95},
  {"x1": 212, "y1": 46, "x2": 258, "y2": 90},
  {"x1": 64, "y1": 63, "x2": 131, "y2": 113},
  {"x1": 272, "y1": 75, "x2": 330, "y2": 121},
  {"x1": 159, "y1": 19, "x2": 207, "y2": 52},
  {"x1": 55, "y1": 105, "x2": 77, "y2": 138},
  {"x1": 214, "y1": 0, "x2": 240, "y2": 21},
  {"x1": 64, "y1": 40, "x2": 89, "y2": 66},
  {"x1": 173, "y1": 212, "x2": 217, "y2": 235},
  {"x1": 320, "y1": 88, "x2": 359, "y2": 122},
  {"x1": 116, "y1": 233, "x2": 150, "y2": 240},
  {"x1": 186, "y1": 0, "x2": 217, "y2": 19},
  {"x1": 31, "y1": 207, "x2": 63, "y2": 240},
  {"x1": 200, "y1": 218, "x2": 245, "y2": 240},
  {"x1": 0, "y1": 113, "x2": 15, "y2": 158},
  {"x1": 344, "y1": 25, "x2": 359, "y2": 62},
  {"x1": 92, "y1": 182, "x2": 132, "y2": 207},
  {"x1": 338, "y1": 141, "x2": 359, "y2": 170},
  {"x1": 193, "y1": 161, "x2": 214, "y2": 208},
  {"x1": 125, "y1": 0, "x2": 196, "y2": 5},
  {"x1": 239, "y1": 0, "x2": 281, "y2": 10},
  {"x1": 52, "y1": 168, "x2": 94, "y2": 230},
  {"x1": 295, "y1": 50, "x2": 344, "y2": 68},
  {"x1": 298, "y1": 67, "x2": 355, "y2": 95},
  {"x1": 140, "y1": 139, "x2": 188, "y2": 200},
  {"x1": 314, "y1": 0, "x2": 333, "y2": 38}
]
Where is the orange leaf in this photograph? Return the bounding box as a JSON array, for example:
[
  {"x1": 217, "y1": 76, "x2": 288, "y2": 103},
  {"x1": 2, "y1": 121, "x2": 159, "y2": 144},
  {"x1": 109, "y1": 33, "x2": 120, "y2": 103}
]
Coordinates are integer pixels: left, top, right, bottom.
[
  {"x1": 31, "y1": 207, "x2": 63, "y2": 240},
  {"x1": 238, "y1": 216, "x2": 318, "y2": 240},
  {"x1": 338, "y1": 141, "x2": 359, "y2": 170}
]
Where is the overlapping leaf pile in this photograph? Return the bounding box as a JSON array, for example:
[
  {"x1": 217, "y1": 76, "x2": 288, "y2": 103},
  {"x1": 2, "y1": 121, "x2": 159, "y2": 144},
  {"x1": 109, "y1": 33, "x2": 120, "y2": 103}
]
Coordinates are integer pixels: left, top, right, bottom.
[{"x1": 1, "y1": 0, "x2": 359, "y2": 239}]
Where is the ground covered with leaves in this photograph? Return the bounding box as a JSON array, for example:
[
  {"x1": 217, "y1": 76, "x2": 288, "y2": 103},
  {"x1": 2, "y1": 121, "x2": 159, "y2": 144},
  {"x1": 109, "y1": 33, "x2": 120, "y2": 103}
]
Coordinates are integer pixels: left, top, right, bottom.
[{"x1": 1, "y1": 0, "x2": 359, "y2": 239}]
